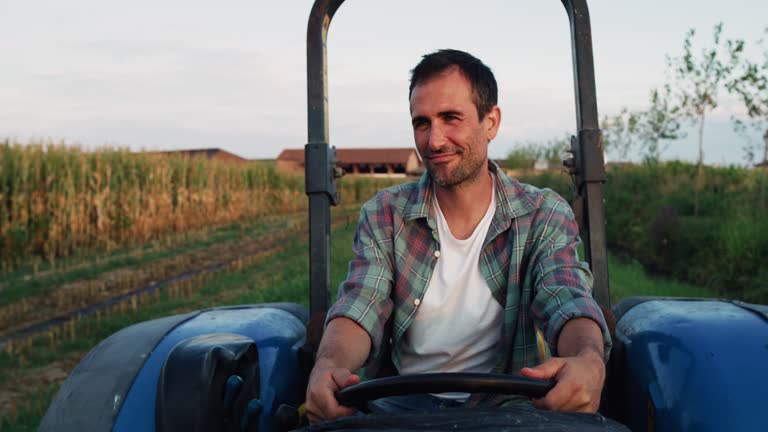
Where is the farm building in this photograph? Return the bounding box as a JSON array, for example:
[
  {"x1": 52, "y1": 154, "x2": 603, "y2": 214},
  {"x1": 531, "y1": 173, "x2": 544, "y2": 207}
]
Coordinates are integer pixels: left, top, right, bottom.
[
  {"x1": 276, "y1": 147, "x2": 423, "y2": 177},
  {"x1": 143, "y1": 148, "x2": 250, "y2": 164}
]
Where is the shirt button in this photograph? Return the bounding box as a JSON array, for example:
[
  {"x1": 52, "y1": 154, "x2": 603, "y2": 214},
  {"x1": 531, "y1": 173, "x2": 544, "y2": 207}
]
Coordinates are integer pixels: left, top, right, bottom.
[
  {"x1": 434, "y1": 250, "x2": 441, "y2": 258},
  {"x1": 414, "y1": 298, "x2": 421, "y2": 306}
]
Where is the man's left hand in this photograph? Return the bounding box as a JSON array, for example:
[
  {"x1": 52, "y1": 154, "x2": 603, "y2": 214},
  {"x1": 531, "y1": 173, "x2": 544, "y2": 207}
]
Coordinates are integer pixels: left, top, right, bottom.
[{"x1": 519, "y1": 349, "x2": 605, "y2": 413}]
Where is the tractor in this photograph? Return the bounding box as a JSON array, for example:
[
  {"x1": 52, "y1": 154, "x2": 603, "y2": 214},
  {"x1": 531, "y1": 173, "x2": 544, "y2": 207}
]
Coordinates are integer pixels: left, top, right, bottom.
[{"x1": 39, "y1": 1, "x2": 768, "y2": 431}]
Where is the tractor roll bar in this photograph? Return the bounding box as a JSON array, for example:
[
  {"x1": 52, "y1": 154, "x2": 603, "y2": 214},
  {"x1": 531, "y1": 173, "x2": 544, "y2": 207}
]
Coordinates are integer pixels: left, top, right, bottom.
[
  {"x1": 306, "y1": 0, "x2": 345, "y2": 324},
  {"x1": 305, "y1": 0, "x2": 610, "y2": 325},
  {"x1": 561, "y1": 0, "x2": 609, "y2": 308}
]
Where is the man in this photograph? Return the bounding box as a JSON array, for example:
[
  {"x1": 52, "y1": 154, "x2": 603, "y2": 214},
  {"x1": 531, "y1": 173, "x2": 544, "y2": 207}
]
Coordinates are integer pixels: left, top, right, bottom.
[{"x1": 305, "y1": 49, "x2": 611, "y2": 424}]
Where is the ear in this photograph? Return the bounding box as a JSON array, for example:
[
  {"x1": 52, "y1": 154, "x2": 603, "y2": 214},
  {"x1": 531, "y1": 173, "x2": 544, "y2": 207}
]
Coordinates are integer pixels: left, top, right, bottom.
[{"x1": 484, "y1": 105, "x2": 501, "y2": 142}]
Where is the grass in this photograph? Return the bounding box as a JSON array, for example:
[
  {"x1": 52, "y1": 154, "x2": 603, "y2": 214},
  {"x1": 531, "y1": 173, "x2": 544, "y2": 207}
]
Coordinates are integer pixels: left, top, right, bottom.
[
  {"x1": 0, "y1": 385, "x2": 57, "y2": 432},
  {"x1": 608, "y1": 254, "x2": 714, "y2": 301},
  {"x1": 0, "y1": 219, "x2": 359, "y2": 431},
  {"x1": 4, "y1": 221, "x2": 355, "y2": 369},
  {"x1": 0, "y1": 220, "x2": 717, "y2": 431},
  {"x1": 0, "y1": 212, "x2": 307, "y2": 306}
]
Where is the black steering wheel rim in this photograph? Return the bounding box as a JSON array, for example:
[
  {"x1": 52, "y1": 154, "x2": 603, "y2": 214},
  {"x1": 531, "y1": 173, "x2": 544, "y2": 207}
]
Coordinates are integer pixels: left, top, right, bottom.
[{"x1": 335, "y1": 373, "x2": 555, "y2": 410}]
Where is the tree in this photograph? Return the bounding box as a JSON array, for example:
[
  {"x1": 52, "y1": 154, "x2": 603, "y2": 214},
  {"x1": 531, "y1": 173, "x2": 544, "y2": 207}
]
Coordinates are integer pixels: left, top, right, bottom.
[
  {"x1": 729, "y1": 27, "x2": 768, "y2": 209},
  {"x1": 505, "y1": 142, "x2": 541, "y2": 169},
  {"x1": 542, "y1": 136, "x2": 570, "y2": 166},
  {"x1": 635, "y1": 85, "x2": 685, "y2": 163},
  {"x1": 504, "y1": 137, "x2": 569, "y2": 170},
  {"x1": 668, "y1": 23, "x2": 744, "y2": 215},
  {"x1": 601, "y1": 108, "x2": 640, "y2": 162}
]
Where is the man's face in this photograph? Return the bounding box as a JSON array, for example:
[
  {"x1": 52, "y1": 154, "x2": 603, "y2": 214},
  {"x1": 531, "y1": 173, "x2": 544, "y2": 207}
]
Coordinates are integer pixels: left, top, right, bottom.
[{"x1": 409, "y1": 68, "x2": 500, "y2": 188}]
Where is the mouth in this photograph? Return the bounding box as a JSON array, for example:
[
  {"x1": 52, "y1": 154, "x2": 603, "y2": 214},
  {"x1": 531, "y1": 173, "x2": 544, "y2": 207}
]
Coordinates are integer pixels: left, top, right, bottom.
[{"x1": 427, "y1": 152, "x2": 459, "y2": 164}]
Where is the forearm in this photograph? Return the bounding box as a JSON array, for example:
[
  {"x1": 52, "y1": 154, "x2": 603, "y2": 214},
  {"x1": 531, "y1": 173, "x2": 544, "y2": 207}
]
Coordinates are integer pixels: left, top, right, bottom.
[
  {"x1": 523, "y1": 317, "x2": 606, "y2": 412},
  {"x1": 529, "y1": 193, "x2": 612, "y2": 361},
  {"x1": 557, "y1": 318, "x2": 604, "y2": 361},
  {"x1": 315, "y1": 317, "x2": 372, "y2": 371}
]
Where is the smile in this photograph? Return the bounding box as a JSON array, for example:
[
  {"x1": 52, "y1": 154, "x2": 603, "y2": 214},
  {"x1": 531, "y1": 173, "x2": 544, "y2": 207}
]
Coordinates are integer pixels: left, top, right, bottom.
[{"x1": 428, "y1": 152, "x2": 459, "y2": 164}]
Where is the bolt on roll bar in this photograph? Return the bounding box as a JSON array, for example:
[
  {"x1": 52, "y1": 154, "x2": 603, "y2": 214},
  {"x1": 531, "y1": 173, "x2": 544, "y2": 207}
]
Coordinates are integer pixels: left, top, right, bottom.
[{"x1": 305, "y1": 0, "x2": 610, "y2": 327}]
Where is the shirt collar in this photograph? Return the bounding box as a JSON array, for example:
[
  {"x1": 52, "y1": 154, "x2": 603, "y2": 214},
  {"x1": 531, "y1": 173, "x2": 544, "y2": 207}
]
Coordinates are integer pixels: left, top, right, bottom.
[{"x1": 403, "y1": 160, "x2": 537, "y2": 224}]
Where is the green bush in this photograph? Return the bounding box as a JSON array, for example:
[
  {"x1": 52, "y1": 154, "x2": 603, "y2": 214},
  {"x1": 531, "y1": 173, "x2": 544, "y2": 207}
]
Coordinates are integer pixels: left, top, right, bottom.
[{"x1": 516, "y1": 162, "x2": 767, "y2": 303}]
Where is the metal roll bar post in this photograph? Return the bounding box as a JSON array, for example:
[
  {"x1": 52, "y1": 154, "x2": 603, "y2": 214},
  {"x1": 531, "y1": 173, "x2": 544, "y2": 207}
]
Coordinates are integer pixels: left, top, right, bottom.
[
  {"x1": 306, "y1": 0, "x2": 345, "y2": 327},
  {"x1": 561, "y1": 0, "x2": 610, "y2": 309}
]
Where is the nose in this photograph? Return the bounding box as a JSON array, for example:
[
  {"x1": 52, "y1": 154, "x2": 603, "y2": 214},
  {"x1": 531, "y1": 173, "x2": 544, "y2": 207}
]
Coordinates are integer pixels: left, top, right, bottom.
[{"x1": 427, "y1": 124, "x2": 447, "y2": 152}]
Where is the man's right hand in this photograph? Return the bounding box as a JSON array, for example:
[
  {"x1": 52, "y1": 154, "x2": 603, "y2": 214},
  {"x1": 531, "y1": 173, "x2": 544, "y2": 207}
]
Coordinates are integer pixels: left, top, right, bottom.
[
  {"x1": 305, "y1": 317, "x2": 372, "y2": 423},
  {"x1": 305, "y1": 363, "x2": 361, "y2": 424}
]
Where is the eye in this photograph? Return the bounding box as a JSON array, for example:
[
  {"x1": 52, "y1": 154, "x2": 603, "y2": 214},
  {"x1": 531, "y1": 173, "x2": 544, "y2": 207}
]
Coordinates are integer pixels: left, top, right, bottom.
[
  {"x1": 412, "y1": 119, "x2": 429, "y2": 130},
  {"x1": 444, "y1": 114, "x2": 459, "y2": 122}
]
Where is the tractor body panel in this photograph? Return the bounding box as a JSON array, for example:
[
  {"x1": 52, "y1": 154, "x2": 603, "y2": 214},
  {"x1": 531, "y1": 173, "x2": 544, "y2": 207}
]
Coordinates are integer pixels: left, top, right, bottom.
[
  {"x1": 614, "y1": 299, "x2": 768, "y2": 432},
  {"x1": 40, "y1": 304, "x2": 308, "y2": 432}
]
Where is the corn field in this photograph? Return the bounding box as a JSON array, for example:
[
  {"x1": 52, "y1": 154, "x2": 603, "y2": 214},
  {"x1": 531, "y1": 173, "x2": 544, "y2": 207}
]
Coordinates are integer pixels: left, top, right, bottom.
[{"x1": 0, "y1": 139, "x2": 396, "y2": 272}]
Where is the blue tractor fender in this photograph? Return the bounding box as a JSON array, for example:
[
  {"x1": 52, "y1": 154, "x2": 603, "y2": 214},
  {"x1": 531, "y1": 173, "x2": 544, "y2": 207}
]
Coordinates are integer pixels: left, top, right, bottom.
[
  {"x1": 38, "y1": 303, "x2": 310, "y2": 432},
  {"x1": 605, "y1": 298, "x2": 768, "y2": 432}
]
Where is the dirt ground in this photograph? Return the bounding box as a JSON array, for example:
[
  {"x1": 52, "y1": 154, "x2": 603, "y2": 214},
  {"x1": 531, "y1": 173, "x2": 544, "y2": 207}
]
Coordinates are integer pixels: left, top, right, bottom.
[
  {"x1": 0, "y1": 215, "x2": 311, "y2": 340},
  {"x1": 0, "y1": 356, "x2": 80, "y2": 421}
]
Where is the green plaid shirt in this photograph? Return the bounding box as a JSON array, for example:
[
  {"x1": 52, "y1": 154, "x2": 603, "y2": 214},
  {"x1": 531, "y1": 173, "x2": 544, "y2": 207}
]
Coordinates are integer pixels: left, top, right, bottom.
[{"x1": 327, "y1": 162, "x2": 611, "y2": 377}]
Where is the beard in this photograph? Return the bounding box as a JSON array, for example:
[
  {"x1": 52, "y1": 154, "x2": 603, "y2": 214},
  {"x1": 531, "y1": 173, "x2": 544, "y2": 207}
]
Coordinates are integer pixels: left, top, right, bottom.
[{"x1": 424, "y1": 146, "x2": 487, "y2": 188}]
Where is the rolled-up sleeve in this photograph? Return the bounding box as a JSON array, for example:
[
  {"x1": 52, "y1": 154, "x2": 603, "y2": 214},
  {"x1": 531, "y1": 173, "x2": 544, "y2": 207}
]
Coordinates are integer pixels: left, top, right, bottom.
[
  {"x1": 326, "y1": 203, "x2": 394, "y2": 365},
  {"x1": 529, "y1": 193, "x2": 612, "y2": 362}
]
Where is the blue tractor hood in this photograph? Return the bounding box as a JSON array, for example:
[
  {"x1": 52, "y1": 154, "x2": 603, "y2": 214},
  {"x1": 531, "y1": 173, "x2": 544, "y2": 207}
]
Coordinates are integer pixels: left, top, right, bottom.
[{"x1": 612, "y1": 299, "x2": 768, "y2": 432}]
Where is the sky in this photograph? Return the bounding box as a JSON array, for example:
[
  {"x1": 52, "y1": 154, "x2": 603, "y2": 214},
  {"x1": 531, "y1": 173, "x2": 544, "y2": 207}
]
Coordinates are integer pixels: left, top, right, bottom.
[{"x1": 1, "y1": 0, "x2": 766, "y2": 165}]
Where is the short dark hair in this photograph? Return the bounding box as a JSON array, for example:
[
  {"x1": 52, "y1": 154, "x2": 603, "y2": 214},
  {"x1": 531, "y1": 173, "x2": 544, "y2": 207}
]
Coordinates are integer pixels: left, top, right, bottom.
[{"x1": 409, "y1": 49, "x2": 498, "y2": 120}]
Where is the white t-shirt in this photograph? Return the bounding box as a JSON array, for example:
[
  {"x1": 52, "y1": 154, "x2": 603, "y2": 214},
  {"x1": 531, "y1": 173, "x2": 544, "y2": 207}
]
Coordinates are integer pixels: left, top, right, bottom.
[{"x1": 398, "y1": 182, "x2": 503, "y2": 398}]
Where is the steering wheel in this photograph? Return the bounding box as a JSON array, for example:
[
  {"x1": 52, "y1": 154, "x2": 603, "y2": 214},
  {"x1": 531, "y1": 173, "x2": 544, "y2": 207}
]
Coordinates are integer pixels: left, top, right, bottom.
[{"x1": 334, "y1": 373, "x2": 556, "y2": 410}]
